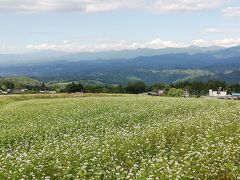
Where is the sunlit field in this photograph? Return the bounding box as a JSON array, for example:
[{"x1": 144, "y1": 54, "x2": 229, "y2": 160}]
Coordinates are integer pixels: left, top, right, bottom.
[{"x1": 0, "y1": 94, "x2": 240, "y2": 179}]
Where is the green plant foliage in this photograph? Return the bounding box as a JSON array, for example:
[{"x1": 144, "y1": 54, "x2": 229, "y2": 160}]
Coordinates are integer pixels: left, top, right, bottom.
[
  {"x1": 125, "y1": 81, "x2": 146, "y2": 94},
  {"x1": 167, "y1": 88, "x2": 183, "y2": 97},
  {"x1": 62, "y1": 82, "x2": 85, "y2": 93}
]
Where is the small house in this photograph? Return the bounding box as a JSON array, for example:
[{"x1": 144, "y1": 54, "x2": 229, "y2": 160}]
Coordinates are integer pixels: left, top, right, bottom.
[
  {"x1": 7, "y1": 89, "x2": 13, "y2": 93},
  {"x1": 40, "y1": 90, "x2": 56, "y2": 94},
  {"x1": 40, "y1": 90, "x2": 50, "y2": 94},
  {"x1": 209, "y1": 89, "x2": 227, "y2": 97},
  {"x1": 148, "y1": 92, "x2": 160, "y2": 96},
  {"x1": 182, "y1": 90, "x2": 190, "y2": 97},
  {"x1": 158, "y1": 90, "x2": 165, "y2": 96},
  {"x1": 12, "y1": 89, "x2": 21, "y2": 93},
  {"x1": 21, "y1": 89, "x2": 29, "y2": 92},
  {"x1": 147, "y1": 89, "x2": 165, "y2": 96}
]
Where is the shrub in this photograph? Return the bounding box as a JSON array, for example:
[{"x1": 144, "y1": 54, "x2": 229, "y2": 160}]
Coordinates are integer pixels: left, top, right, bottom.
[
  {"x1": 125, "y1": 81, "x2": 146, "y2": 94},
  {"x1": 64, "y1": 82, "x2": 85, "y2": 93},
  {"x1": 167, "y1": 88, "x2": 183, "y2": 97}
]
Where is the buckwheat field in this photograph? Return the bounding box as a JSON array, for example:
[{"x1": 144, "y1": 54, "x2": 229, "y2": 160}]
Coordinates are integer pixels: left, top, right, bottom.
[{"x1": 0, "y1": 94, "x2": 240, "y2": 179}]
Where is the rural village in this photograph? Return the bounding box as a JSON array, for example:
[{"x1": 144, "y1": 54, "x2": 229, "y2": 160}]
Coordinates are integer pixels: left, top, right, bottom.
[{"x1": 1, "y1": 85, "x2": 240, "y2": 100}]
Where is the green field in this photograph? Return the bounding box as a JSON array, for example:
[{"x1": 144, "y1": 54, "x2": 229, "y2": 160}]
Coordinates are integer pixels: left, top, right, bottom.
[{"x1": 0, "y1": 94, "x2": 240, "y2": 179}]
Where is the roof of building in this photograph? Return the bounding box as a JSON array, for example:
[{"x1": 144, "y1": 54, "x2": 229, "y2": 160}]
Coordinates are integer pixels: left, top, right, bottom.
[
  {"x1": 232, "y1": 93, "x2": 240, "y2": 97},
  {"x1": 210, "y1": 90, "x2": 227, "y2": 92}
]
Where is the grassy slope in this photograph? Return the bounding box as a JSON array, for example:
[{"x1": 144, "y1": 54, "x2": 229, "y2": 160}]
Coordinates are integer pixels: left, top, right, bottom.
[
  {"x1": 47, "y1": 80, "x2": 106, "y2": 90},
  {"x1": 0, "y1": 95, "x2": 240, "y2": 179},
  {"x1": 0, "y1": 76, "x2": 41, "y2": 87}
]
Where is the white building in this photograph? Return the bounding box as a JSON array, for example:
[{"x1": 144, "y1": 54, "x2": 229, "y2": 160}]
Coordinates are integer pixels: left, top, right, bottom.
[
  {"x1": 209, "y1": 89, "x2": 227, "y2": 97},
  {"x1": 158, "y1": 90, "x2": 165, "y2": 96},
  {"x1": 40, "y1": 90, "x2": 57, "y2": 94},
  {"x1": 182, "y1": 89, "x2": 190, "y2": 97},
  {"x1": 21, "y1": 89, "x2": 29, "y2": 92}
]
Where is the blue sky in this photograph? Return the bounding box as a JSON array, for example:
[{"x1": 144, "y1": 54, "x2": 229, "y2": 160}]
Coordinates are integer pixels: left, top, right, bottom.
[{"x1": 0, "y1": 0, "x2": 239, "y2": 53}]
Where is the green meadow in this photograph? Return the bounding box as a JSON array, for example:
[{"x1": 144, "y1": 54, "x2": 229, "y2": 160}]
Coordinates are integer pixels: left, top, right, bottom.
[{"x1": 0, "y1": 94, "x2": 240, "y2": 179}]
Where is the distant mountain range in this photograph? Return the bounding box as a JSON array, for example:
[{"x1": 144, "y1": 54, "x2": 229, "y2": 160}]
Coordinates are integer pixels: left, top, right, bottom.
[
  {"x1": 0, "y1": 45, "x2": 240, "y2": 84},
  {"x1": 0, "y1": 46, "x2": 225, "y2": 65}
]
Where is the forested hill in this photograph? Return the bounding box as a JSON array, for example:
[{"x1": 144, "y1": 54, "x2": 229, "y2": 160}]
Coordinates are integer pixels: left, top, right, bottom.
[{"x1": 0, "y1": 46, "x2": 240, "y2": 84}]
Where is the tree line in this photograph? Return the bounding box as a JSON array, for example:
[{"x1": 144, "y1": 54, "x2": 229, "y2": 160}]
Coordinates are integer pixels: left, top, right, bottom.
[
  {"x1": 62, "y1": 80, "x2": 240, "y2": 97},
  {"x1": 1, "y1": 79, "x2": 240, "y2": 97},
  {"x1": 0, "y1": 81, "x2": 49, "y2": 92}
]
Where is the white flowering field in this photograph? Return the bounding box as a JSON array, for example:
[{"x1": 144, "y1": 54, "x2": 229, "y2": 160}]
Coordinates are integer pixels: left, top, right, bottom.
[{"x1": 0, "y1": 95, "x2": 240, "y2": 179}]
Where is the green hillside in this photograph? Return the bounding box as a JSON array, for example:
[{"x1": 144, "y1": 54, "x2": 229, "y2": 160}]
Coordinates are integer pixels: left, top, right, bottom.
[
  {"x1": 0, "y1": 95, "x2": 240, "y2": 179},
  {"x1": 0, "y1": 76, "x2": 41, "y2": 87}
]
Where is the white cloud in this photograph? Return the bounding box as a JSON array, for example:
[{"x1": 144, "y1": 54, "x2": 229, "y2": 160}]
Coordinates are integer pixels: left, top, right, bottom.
[
  {"x1": 202, "y1": 28, "x2": 226, "y2": 33},
  {"x1": 222, "y1": 6, "x2": 240, "y2": 17},
  {"x1": 212, "y1": 38, "x2": 240, "y2": 47},
  {"x1": 192, "y1": 39, "x2": 207, "y2": 46},
  {"x1": 149, "y1": 0, "x2": 226, "y2": 13},
  {"x1": 26, "y1": 39, "x2": 185, "y2": 52},
  {"x1": 192, "y1": 38, "x2": 240, "y2": 47},
  {"x1": 26, "y1": 38, "x2": 240, "y2": 52},
  {"x1": 0, "y1": 0, "x2": 143, "y2": 13},
  {"x1": 0, "y1": 0, "x2": 229, "y2": 13}
]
